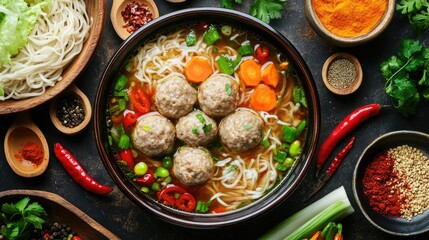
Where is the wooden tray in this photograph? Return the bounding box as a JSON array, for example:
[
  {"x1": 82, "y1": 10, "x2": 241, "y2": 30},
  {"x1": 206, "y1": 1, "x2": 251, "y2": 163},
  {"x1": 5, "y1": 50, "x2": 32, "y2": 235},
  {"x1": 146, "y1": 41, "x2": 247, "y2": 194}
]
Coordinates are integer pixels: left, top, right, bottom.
[{"x1": 0, "y1": 190, "x2": 120, "y2": 240}]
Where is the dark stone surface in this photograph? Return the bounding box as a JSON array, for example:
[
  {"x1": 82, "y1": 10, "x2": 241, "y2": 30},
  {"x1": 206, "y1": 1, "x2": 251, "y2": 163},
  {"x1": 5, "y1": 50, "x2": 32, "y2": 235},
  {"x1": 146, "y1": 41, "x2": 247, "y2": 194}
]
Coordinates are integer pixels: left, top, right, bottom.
[{"x1": 1, "y1": 1, "x2": 428, "y2": 239}]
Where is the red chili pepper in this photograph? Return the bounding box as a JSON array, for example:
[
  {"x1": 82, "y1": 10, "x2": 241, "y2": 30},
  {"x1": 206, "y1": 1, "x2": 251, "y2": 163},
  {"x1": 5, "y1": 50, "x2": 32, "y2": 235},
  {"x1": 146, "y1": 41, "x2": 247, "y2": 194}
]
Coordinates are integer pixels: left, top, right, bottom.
[
  {"x1": 255, "y1": 44, "x2": 270, "y2": 63},
  {"x1": 316, "y1": 103, "x2": 381, "y2": 177},
  {"x1": 72, "y1": 236, "x2": 82, "y2": 240},
  {"x1": 135, "y1": 170, "x2": 155, "y2": 187},
  {"x1": 119, "y1": 149, "x2": 134, "y2": 170},
  {"x1": 53, "y1": 143, "x2": 112, "y2": 195},
  {"x1": 110, "y1": 114, "x2": 123, "y2": 125},
  {"x1": 157, "y1": 185, "x2": 186, "y2": 207},
  {"x1": 129, "y1": 88, "x2": 150, "y2": 115},
  {"x1": 326, "y1": 136, "x2": 355, "y2": 175},
  {"x1": 176, "y1": 192, "x2": 196, "y2": 212},
  {"x1": 123, "y1": 112, "x2": 137, "y2": 129}
]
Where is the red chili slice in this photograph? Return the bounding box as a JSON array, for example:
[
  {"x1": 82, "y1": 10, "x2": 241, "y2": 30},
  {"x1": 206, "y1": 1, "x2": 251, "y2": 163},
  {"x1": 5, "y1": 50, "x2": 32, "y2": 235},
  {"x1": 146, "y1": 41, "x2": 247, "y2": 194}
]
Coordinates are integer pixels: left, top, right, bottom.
[
  {"x1": 256, "y1": 45, "x2": 270, "y2": 63},
  {"x1": 123, "y1": 112, "x2": 137, "y2": 129},
  {"x1": 129, "y1": 88, "x2": 150, "y2": 115},
  {"x1": 157, "y1": 185, "x2": 187, "y2": 207},
  {"x1": 119, "y1": 149, "x2": 134, "y2": 170},
  {"x1": 135, "y1": 170, "x2": 155, "y2": 187},
  {"x1": 176, "y1": 193, "x2": 196, "y2": 212}
]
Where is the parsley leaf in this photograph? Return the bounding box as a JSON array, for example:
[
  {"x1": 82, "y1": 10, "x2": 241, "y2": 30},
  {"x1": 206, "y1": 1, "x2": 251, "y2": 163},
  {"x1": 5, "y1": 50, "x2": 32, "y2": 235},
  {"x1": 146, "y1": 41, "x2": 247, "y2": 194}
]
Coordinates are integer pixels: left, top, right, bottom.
[
  {"x1": 397, "y1": 0, "x2": 429, "y2": 34},
  {"x1": 250, "y1": 0, "x2": 287, "y2": 23},
  {"x1": 220, "y1": 0, "x2": 242, "y2": 9},
  {"x1": 380, "y1": 39, "x2": 429, "y2": 117}
]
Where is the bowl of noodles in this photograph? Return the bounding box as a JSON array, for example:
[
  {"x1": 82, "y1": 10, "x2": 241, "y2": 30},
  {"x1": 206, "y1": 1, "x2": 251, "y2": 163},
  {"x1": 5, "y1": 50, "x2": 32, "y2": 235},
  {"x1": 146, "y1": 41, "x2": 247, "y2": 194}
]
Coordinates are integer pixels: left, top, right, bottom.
[
  {"x1": 0, "y1": 0, "x2": 105, "y2": 114},
  {"x1": 94, "y1": 8, "x2": 320, "y2": 228}
]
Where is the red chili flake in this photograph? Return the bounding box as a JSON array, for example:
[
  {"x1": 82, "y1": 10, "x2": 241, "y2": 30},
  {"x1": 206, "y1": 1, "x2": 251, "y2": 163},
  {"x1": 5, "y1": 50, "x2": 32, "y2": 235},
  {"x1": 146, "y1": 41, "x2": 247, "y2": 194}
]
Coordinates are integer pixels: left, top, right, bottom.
[
  {"x1": 121, "y1": 1, "x2": 154, "y2": 33},
  {"x1": 362, "y1": 152, "x2": 408, "y2": 218},
  {"x1": 15, "y1": 141, "x2": 44, "y2": 166}
]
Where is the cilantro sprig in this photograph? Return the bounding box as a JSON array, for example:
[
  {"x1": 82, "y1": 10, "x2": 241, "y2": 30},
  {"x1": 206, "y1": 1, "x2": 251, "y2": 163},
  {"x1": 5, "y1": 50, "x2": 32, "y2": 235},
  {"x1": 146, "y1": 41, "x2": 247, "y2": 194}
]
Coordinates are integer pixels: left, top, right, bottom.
[
  {"x1": 380, "y1": 39, "x2": 429, "y2": 117},
  {"x1": 220, "y1": 0, "x2": 287, "y2": 24},
  {"x1": 397, "y1": 0, "x2": 429, "y2": 34},
  {"x1": 0, "y1": 197, "x2": 47, "y2": 240}
]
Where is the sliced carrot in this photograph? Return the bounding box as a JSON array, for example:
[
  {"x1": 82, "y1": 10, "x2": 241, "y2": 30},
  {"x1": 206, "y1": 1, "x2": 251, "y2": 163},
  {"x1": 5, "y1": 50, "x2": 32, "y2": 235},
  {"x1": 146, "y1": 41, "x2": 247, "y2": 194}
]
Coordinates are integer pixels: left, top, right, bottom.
[
  {"x1": 261, "y1": 63, "x2": 280, "y2": 88},
  {"x1": 184, "y1": 56, "x2": 213, "y2": 83},
  {"x1": 238, "y1": 59, "x2": 261, "y2": 87},
  {"x1": 250, "y1": 84, "x2": 277, "y2": 112}
]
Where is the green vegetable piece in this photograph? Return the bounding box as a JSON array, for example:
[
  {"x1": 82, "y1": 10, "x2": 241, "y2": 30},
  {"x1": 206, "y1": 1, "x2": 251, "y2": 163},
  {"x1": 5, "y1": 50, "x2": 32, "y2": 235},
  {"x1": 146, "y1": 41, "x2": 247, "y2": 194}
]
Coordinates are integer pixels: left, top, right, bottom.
[
  {"x1": 141, "y1": 186, "x2": 150, "y2": 193},
  {"x1": 186, "y1": 30, "x2": 197, "y2": 47},
  {"x1": 155, "y1": 167, "x2": 169, "y2": 178},
  {"x1": 262, "y1": 137, "x2": 270, "y2": 148},
  {"x1": 125, "y1": 61, "x2": 132, "y2": 72},
  {"x1": 196, "y1": 113, "x2": 206, "y2": 124},
  {"x1": 243, "y1": 125, "x2": 253, "y2": 130},
  {"x1": 221, "y1": 25, "x2": 232, "y2": 36},
  {"x1": 192, "y1": 126, "x2": 199, "y2": 135},
  {"x1": 151, "y1": 182, "x2": 161, "y2": 191},
  {"x1": 296, "y1": 120, "x2": 307, "y2": 136},
  {"x1": 202, "y1": 123, "x2": 212, "y2": 133},
  {"x1": 118, "y1": 98, "x2": 126, "y2": 111},
  {"x1": 118, "y1": 134, "x2": 131, "y2": 149},
  {"x1": 134, "y1": 162, "x2": 148, "y2": 176},
  {"x1": 162, "y1": 157, "x2": 172, "y2": 169},
  {"x1": 321, "y1": 222, "x2": 338, "y2": 240},
  {"x1": 196, "y1": 200, "x2": 211, "y2": 213},
  {"x1": 238, "y1": 43, "x2": 254, "y2": 55},
  {"x1": 225, "y1": 83, "x2": 232, "y2": 95},
  {"x1": 293, "y1": 85, "x2": 307, "y2": 107},
  {"x1": 216, "y1": 55, "x2": 235, "y2": 75},
  {"x1": 283, "y1": 157, "x2": 294, "y2": 168},
  {"x1": 203, "y1": 25, "x2": 220, "y2": 45},
  {"x1": 114, "y1": 75, "x2": 128, "y2": 91},
  {"x1": 276, "y1": 164, "x2": 288, "y2": 171},
  {"x1": 0, "y1": 82, "x2": 4, "y2": 97},
  {"x1": 249, "y1": 0, "x2": 287, "y2": 24},
  {"x1": 274, "y1": 150, "x2": 287, "y2": 163},
  {"x1": 282, "y1": 125, "x2": 297, "y2": 143},
  {"x1": 289, "y1": 140, "x2": 301, "y2": 157}
]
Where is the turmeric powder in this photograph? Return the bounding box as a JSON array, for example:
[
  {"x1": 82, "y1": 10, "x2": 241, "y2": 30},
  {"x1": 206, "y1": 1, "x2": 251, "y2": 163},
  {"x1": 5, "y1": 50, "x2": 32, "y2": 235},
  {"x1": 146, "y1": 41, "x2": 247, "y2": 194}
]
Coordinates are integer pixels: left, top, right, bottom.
[{"x1": 312, "y1": 0, "x2": 388, "y2": 38}]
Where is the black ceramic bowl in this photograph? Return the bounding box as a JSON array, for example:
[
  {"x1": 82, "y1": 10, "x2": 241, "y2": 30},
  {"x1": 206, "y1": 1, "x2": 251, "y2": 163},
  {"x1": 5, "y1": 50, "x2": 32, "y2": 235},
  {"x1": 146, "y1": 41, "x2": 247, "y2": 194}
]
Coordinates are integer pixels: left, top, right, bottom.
[
  {"x1": 94, "y1": 8, "x2": 320, "y2": 228},
  {"x1": 353, "y1": 130, "x2": 429, "y2": 236}
]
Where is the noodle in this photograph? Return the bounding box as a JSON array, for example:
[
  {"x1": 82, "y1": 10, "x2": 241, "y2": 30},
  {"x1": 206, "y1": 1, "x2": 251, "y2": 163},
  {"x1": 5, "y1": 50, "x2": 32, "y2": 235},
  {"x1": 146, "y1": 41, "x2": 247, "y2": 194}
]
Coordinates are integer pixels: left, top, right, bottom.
[{"x1": 0, "y1": 0, "x2": 91, "y2": 100}]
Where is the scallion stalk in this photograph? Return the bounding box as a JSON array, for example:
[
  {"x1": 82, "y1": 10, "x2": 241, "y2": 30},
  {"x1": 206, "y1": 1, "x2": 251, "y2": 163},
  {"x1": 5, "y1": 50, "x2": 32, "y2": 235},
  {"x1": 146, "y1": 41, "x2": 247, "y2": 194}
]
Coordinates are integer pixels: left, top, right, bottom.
[{"x1": 258, "y1": 186, "x2": 354, "y2": 240}]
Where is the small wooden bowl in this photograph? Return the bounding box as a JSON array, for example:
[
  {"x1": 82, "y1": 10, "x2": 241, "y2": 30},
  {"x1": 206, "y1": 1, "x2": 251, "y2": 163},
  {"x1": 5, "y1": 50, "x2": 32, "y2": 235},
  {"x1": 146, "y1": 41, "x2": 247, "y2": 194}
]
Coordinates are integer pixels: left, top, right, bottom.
[
  {"x1": 322, "y1": 53, "x2": 363, "y2": 95},
  {"x1": 49, "y1": 85, "x2": 92, "y2": 135},
  {"x1": 110, "y1": 0, "x2": 159, "y2": 40},
  {"x1": 305, "y1": 0, "x2": 395, "y2": 47},
  {"x1": 0, "y1": 190, "x2": 119, "y2": 239},
  {"x1": 0, "y1": 0, "x2": 105, "y2": 115}
]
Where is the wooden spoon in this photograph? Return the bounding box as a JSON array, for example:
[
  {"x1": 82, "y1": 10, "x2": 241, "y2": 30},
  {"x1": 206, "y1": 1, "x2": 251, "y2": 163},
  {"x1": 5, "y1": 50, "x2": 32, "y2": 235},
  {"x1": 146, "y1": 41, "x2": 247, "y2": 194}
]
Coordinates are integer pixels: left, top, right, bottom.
[
  {"x1": 110, "y1": 0, "x2": 159, "y2": 40},
  {"x1": 4, "y1": 111, "x2": 49, "y2": 177},
  {"x1": 49, "y1": 84, "x2": 92, "y2": 135}
]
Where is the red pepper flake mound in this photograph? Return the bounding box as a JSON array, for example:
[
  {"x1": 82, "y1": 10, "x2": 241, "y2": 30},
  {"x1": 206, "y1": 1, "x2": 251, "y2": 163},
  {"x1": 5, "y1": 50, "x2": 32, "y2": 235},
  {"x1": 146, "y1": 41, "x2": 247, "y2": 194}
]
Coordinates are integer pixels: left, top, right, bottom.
[
  {"x1": 362, "y1": 145, "x2": 429, "y2": 220},
  {"x1": 15, "y1": 141, "x2": 44, "y2": 166},
  {"x1": 121, "y1": 1, "x2": 154, "y2": 34},
  {"x1": 362, "y1": 151, "x2": 405, "y2": 218}
]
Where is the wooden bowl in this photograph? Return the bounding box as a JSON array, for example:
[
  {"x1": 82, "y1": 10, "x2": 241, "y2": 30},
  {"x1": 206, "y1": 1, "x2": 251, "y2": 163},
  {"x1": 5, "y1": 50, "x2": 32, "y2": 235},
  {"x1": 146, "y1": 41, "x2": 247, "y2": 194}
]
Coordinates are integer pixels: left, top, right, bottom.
[
  {"x1": 322, "y1": 53, "x2": 363, "y2": 95},
  {"x1": 49, "y1": 85, "x2": 92, "y2": 135},
  {"x1": 0, "y1": 190, "x2": 119, "y2": 239},
  {"x1": 305, "y1": 0, "x2": 395, "y2": 47},
  {"x1": 0, "y1": 0, "x2": 106, "y2": 115}
]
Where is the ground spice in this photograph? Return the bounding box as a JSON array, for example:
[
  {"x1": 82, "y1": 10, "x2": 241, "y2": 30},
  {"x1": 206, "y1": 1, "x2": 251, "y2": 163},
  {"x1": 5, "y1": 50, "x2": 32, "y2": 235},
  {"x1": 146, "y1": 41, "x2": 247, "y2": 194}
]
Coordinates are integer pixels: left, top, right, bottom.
[
  {"x1": 327, "y1": 58, "x2": 356, "y2": 89},
  {"x1": 362, "y1": 152, "x2": 404, "y2": 217},
  {"x1": 56, "y1": 94, "x2": 85, "y2": 128},
  {"x1": 15, "y1": 141, "x2": 44, "y2": 166},
  {"x1": 312, "y1": 0, "x2": 388, "y2": 38},
  {"x1": 121, "y1": 1, "x2": 154, "y2": 33}
]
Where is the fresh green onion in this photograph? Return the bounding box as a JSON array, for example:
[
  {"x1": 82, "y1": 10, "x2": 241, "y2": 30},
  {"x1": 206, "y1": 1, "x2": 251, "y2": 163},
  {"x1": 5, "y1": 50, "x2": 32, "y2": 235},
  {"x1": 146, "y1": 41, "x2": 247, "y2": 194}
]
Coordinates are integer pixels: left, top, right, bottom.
[
  {"x1": 114, "y1": 75, "x2": 128, "y2": 91},
  {"x1": 118, "y1": 98, "x2": 126, "y2": 111},
  {"x1": 243, "y1": 125, "x2": 253, "y2": 130},
  {"x1": 282, "y1": 125, "x2": 297, "y2": 143},
  {"x1": 225, "y1": 83, "x2": 232, "y2": 95},
  {"x1": 239, "y1": 43, "x2": 254, "y2": 55},
  {"x1": 192, "y1": 126, "x2": 199, "y2": 135},
  {"x1": 221, "y1": 25, "x2": 232, "y2": 36},
  {"x1": 202, "y1": 123, "x2": 212, "y2": 133},
  {"x1": 203, "y1": 25, "x2": 220, "y2": 45},
  {"x1": 125, "y1": 61, "x2": 132, "y2": 72},
  {"x1": 118, "y1": 134, "x2": 130, "y2": 149},
  {"x1": 274, "y1": 150, "x2": 287, "y2": 163},
  {"x1": 216, "y1": 55, "x2": 235, "y2": 75},
  {"x1": 114, "y1": 90, "x2": 128, "y2": 97},
  {"x1": 293, "y1": 85, "x2": 307, "y2": 108},
  {"x1": 142, "y1": 125, "x2": 151, "y2": 131},
  {"x1": 296, "y1": 120, "x2": 307, "y2": 136},
  {"x1": 258, "y1": 186, "x2": 354, "y2": 240},
  {"x1": 262, "y1": 138, "x2": 270, "y2": 148},
  {"x1": 196, "y1": 113, "x2": 206, "y2": 124},
  {"x1": 185, "y1": 30, "x2": 197, "y2": 47},
  {"x1": 196, "y1": 200, "x2": 211, "y2": 213}
]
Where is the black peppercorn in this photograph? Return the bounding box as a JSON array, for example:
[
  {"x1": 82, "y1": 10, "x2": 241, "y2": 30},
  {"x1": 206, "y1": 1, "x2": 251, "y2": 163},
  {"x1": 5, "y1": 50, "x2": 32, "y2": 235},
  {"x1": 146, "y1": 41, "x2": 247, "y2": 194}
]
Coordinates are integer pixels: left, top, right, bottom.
[{"x1": 56, "y1": 94, "x2": 85, "y2": 128}]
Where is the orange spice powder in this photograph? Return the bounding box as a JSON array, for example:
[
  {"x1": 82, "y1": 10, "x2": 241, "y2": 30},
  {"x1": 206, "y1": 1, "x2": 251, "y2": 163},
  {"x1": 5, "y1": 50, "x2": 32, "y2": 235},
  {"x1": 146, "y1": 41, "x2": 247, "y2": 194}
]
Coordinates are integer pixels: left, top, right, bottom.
[{"x1": 312, "y1": 0, "x2": 388, "y2": 38}]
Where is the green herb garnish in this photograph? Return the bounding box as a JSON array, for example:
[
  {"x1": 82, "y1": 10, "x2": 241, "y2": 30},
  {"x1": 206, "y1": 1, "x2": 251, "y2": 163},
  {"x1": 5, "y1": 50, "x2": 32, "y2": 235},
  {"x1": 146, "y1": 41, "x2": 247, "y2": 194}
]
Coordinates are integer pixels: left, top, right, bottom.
[
  {"x1": 196, "y1": 113, "x2": 206, "y2": 124},
  {"x1": 243, "y1": 125, "x2": 253, "y2": 130},
  {"x1": 202, "y1": 123, "x2": 213, "y2": 133},
  {"x1": 220, "y1": 0, "x2": 287, "y2": 24},
  {"x1": 142, "y1": 125, "x2": 151, "y2": 131},
  {"x1": 196, "y1": 200, "x2": 211, "y2": 213},
  {"x1": 380, "y1": 39, "x2": 429, "y2": 117},
  {"x1": 225, "y1": 83, "x2": 232, "y2": 95},
  {"x1": 192, "y1": 126, "x2": 199, "y2": 135},
  {"x1": 397, "y1": 0, "x2": 429, "y2": 34}
]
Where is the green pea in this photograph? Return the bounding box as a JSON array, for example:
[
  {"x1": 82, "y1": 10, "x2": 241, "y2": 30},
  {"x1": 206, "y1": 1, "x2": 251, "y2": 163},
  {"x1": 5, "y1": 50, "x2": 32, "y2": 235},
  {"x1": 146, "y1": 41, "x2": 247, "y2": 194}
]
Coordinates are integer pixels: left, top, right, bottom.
[
  {"x1": 162, "y1": 157, "x2": 172, "y2": 169},
  {"x1": 141, "y1": 186, "x2": 149, "y2": 193},
  {"x1": 134, "y1": 162, "x2": 148, "y2": 176},
  {"x1": 289, "y1": 140, "x2": 301, "y2": 157},
  {"x1": 155, "y1": 167, "x2": 169, "y2": 178},
  {"x1": 283, "y1": 157, "x2": 294, "y2": 168}
]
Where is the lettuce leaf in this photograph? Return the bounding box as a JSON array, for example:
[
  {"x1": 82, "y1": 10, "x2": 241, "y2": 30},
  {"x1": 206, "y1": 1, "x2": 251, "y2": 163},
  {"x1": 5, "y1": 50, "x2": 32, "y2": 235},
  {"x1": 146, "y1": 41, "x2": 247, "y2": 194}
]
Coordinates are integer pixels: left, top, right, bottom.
[{"x1": 0, "y1": 0, "x2": 51, "y2": 67}]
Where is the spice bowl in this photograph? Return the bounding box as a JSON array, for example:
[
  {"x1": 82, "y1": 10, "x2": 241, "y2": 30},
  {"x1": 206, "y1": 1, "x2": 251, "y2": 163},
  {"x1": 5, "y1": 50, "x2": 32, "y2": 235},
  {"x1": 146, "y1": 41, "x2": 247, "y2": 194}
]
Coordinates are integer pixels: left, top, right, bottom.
[
  {"x1": 322, "y1": 53, "x2": 362, "y2": 95},
  {"x1": 304, "y1": 0, "x2": 396, "y2": 47},
  {"x1": 49, "y1": 85, "x2": 92, "y2": 135},
  {"x1": 352, "y1": 130, "x2": 429, "y2": 236}
]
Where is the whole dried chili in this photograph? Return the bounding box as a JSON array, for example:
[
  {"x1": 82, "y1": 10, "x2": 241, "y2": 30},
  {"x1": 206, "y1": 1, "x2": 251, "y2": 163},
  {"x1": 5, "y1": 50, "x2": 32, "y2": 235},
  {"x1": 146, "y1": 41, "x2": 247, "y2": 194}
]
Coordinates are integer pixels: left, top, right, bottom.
[
  {"x1": 53, "y1": 143, "x2": 112, "y2": 195},
  {"x1": 362, "y1": 152, "x2": 403, "y2": 217},
  {"x1": 15, "y1": 141, "x2": 44, "y2": 166},
  {"x1": 316, "y1": 103, "x2": 381, "y2": 176}
]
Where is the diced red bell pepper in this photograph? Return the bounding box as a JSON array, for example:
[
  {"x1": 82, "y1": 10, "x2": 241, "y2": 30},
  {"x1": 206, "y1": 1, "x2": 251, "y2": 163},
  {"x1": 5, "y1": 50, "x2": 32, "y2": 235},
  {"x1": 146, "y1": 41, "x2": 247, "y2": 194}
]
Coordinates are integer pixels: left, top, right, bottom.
[
  {"x1": 129, "y1": 88, "x2": 150, "y2": 115},
  {"x1": 123, "y1": 112, "x2": 137, "y2": 129},
  {"x1": 176, "y1": 192, "x2": 196, "y2": 212},
  {"x1": 119, "y1": 149, "x2": 134, "y2": 169}
]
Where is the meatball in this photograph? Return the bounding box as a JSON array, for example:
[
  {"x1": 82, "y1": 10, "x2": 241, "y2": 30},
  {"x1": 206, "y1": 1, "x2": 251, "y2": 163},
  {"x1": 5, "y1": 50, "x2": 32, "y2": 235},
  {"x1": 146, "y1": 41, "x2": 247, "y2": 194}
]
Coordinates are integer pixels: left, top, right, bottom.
[
  {"x1": 132, "y1": 114, "x2": 175, "y2": 157},
  {"x1": 219, "y1": 110, "x2": 263, "y2": 152},
  {"x1": 176, "y1": 110, "x2": 218, "y2": 147},
  {"x1": 173, "y1": 147, "x2": 213, "y2": 187},
  {"x1": 155, "y1": 76, "x2": 197, "y2": 118},
  {"x1": 198, "y1": 75, "x2": 239, "y2": 118}
]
